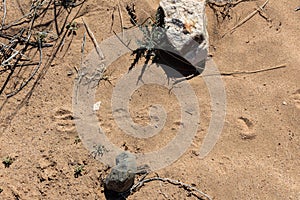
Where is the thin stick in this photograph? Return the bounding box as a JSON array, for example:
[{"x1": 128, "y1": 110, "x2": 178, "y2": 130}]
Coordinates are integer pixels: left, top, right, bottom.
[
  {"x1": 81, "y1": 17, "x2": 104, "y2": 60},
  {"x1": 61, "y1": 32, "x2": 75, "y2": 58},
  {"x1": 6, "y1": 37, "x2": 43, "y2": 98},
  {"x1": 203, "y1": 63, "x2": 287, "y2": 77},
  {"x1": 2, "y1": 0, "x2": 7, "y2": 27},
  {"x1": 112, "y1": 30, "x2": 133, "y2": 51},
  {"x1": 206, "y1": 0, "x2": 253, "y2": 7},
  {"x1": 0, "y1": 32, "x2": 53, "y2": 48},
  {"x1": 117, "y1": 1, "x2": 125, "y2": 39},
  {"x1": 54, "y1": 1, "x2": 61, "y2": 35},
  {"x1": 0, "y1": 31, "x2": 27, "y2": 96},
  {"x1": 2, "y1": 0, "x2": 46, "y2": 97},
  {"x1": 221, "y1": 0, "x2": 269, "y2": 38},
  {"x1": 1, "y1": 12, "x2": 32, "y2": 30},
  {"x1": 1, "y1": 51, "x2": 20, "y2": 65},
  {"x1": 81, "y1": 31, "x2": 86, "y2": 66},
  {"x1": 0, "y1": 62, "x2": 40, "y2": 71},
  {"x1": 1, "y1": 0, "x2": 86, "y2": 115},
  {"x1": 0, "y1": 42, "x2": 20, "y2": 53},
  {"x1": 16, "y1": 0, "x2": 25, "y2": 16},
  {"x1": 110, "y1": 7, "x2": 115, "y2": 33},
  {"x1": 1, "y1": 0, "x2": 49, "y2": 30},
  {"x1": 130, "y1": 175, "x2": 212, "y2": 200},
  {"x1": 257, "y1": 7, "x2": 271, "y2": 22}
]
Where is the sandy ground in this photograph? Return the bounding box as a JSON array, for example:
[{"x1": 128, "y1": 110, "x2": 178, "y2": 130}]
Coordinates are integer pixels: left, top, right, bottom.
[{"x1": 0, "y1": 0, "x2": 299, "y2": 199}]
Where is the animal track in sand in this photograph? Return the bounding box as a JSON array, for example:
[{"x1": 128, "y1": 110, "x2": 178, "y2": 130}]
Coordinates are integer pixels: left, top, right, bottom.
[
  {"x1": 53, "y1": 108, "x2": 75, "y2": 133},
  {"x1": 237, "y1": 117, "x2": 256, "y2": 140},
  {"x1": 291, "y1": 89, "x2": 300, "y2": 109}
]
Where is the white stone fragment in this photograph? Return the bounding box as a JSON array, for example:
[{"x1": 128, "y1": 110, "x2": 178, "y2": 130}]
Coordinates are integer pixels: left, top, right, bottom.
[
  {"x1": 160, "y1": 0, "x2": 209, "y2": 66},
  {"x1": 93, "y1": 101, "x2": 101, "y2": 111}
]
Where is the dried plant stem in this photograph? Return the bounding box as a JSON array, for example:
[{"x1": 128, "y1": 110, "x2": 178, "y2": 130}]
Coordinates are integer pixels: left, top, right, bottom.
[
  {"x1": 6, "y1": 40, "x2": 43, "y2": 98},
  {"x1": 130, "y1": 175, "x2": 212, "y2": 200},
  {"x1": 117, "y1": 1, "x2": 125, "y2": 39},
  {"x1": 81, "y1": 31, "x2": 86, "y2": 66},
  {"x1": 2, "y1": 0, "x2": 7, "y2": 27},
  {"x1": 221, "y1": 0, "x2": 269, "y2": 38},
  {"x1": 206, "y1": 0, "x2": 253, "y2": 7},
  {"x1": 81, "y1": 17, "x2": 104, "y2": 60},
  {"x1": 203, "y1": 63, "x2": 287, "y2": 77}
]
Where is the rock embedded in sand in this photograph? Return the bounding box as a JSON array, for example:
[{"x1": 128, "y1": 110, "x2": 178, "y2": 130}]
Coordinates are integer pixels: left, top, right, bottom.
[
  {"x1": 159, "y1": 0, "x2": 209, "y2": 67},
  {"x1": 105, "y1": 152, "x2": 137, "y2": 193}
]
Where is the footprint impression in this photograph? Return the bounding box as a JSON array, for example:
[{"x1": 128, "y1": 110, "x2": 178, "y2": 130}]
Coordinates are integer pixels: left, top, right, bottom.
[
  {"x1": 291, "y1": 89, "x2": 300, "y2": 109},
  {"x1": 53, "y1": 108, "x2": 75, "y2": 133},
  {"x1": 237, "y1": 117, "x2": 256, "y2": 140}
]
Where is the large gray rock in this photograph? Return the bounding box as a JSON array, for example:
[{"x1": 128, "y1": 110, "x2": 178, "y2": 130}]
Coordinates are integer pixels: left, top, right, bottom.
[
  {"x1": 160, "y1": 0, "x2": 209, "y2": 66},
  {"x1": 105, "y1": 152, "x2": 137, "y2": 193}
]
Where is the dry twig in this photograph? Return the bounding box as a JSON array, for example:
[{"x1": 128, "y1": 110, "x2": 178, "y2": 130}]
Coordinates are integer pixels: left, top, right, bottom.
[
  {"x1": 2, "y1": 0, "x2": 7, "y2": 27},
  {"x1": 206, "y1": 0, "x2": 253, "y2": 7},
  {"x1": 0, "y1": 0, "x2": 86, "y2": 98},
  {"x1": 130, "y1": 174, "x2": 212, "y2": 200},
  {"x1": 81, "y1": 17, "x2": 104, "y2": 60},
  {"x1": 221, "y1": 0, "x2": 269, "y2": 38},
  {"x1": 110, "y1": 7, "x2": 115, "y2": 33},
  {"x1": 117, "y1": 1, "x2": 125, "y2": 39},
  {"x1": 204, "y1": 63, "x2": 287, "y2": 77},
  {"x1": 80, "y1": 31, "x2": 86, "y2": 66},
  {"x1": 6, "y1": 38, "x2": 43, "y2": 98}
]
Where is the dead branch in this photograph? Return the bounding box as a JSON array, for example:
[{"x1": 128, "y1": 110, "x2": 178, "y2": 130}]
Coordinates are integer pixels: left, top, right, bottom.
[
  {"x1": 0, "y1": 32, "x2": 53, "y2": 48},
  {"x1": 206, "y1": 0, "x2": 254, "y2": 7},
  {"x1": 0, "y1": 62, "x2": 39, "y2": 73},
  {"x1": 2, "y1": 0, "x2": 7, "y2": 27},
  {"x1": 117, "y1": 1, "x2": 125, "y2": 38},
  {"x1": 1, "y1": 0, "x2": 53, "y2": 31},
  {"x1": 81, "y1": 17, "x2": 104, "y2": 60},
  {"x1": 6, "y1": 38, "x2": 43, "y2": 98},
  {"x1": 81, "y1": 31, "x2": 86, "y2": 66},
  {"x1": 130, "y1": 174, "x2": 212, "y2": 200},
  {"x1": 203, "y1": 63, "x2": 287, "y2": 77},
  {"x1": 16, "y1": 0, "x2": 25, "y2": 16},
  {"x1": 0, "y1": 0, "x2": 86, "y2": 98},
  {"x1": 221, "y1": 0, "x2": 269, "y2": 38},
  {"x1": 110, "y1": 7, "x2": 115, "y2": 33}
]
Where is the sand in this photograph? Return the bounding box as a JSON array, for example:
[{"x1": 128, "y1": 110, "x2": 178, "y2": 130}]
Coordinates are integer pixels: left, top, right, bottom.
[{"x1": 0, "y1": 0, "x2": 299, "y2": 199}]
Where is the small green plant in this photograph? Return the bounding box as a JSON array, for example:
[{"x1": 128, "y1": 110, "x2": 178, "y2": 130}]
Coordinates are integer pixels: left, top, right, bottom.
[
  {"x1": 55, "y1": 0, "x2": 78, "y2": 9},
  {"x1": 2, "y1": 156, "x2": 14, "y2": 168},
  {"x1": 91, "y1": 144, "x2": 108, "y2": 159},
  {"x1": 98, "y1": 69, "x2": 115, "y2": 86},
  {"x1": 34, "y1": 31, "x2": 58, "y2": 44},
  {"x1": 66, "y1": 21, "x2": 79, "y2": 36},
  {"x1": 125, "y1": 4, "x2": 167, "y2": 71},
  {"x1": 34, "y1": 31, "x2": 48, "y2": 44},
  {"x1": 74, "y1": 164, "x2": 84, "y2": 178},
  {"x1": 74, "y1": 136, "x2": 81, "y2": 144},
  {"x1": 123, "y1": 4, "x2": 199, "y2": 80}
]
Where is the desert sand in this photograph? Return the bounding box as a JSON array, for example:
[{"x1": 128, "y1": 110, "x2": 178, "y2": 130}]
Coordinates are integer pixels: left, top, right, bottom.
[{"x1": 0, "y1": 0, "x2": 299, "y2": 199}]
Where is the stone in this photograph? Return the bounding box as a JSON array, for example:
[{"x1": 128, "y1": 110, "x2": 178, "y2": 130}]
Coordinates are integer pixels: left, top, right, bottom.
[
  {"x1": 159, "y1": 0, "x2": 209, "y2": 67},
  {"x1": 105, "y1": 152, "x2": 137, "y2": 193}
]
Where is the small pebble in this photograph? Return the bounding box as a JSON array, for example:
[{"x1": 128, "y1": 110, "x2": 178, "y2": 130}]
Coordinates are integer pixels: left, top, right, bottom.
[
  {"x1": 93, "y1": 101, "x2": 101, "y2": 111},
  {"x1": 282, "y1": 101, "x2": 287, "y2": 105},
  {"x1": 67, "y1": 71, "x2": 73, "y2": 76}
]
